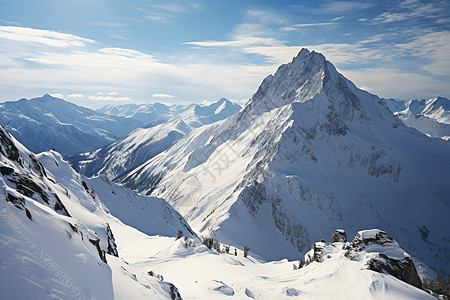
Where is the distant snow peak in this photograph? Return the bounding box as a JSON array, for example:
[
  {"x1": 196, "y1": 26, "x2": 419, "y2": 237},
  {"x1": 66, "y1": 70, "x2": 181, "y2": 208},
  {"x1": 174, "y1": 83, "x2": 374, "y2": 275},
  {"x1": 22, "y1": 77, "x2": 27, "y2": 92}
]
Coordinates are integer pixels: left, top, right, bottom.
[
  {"x1": 383, "y1": 96, "x2": 450, "y2": 140},
  {"x1": 69, "y1": 97, "x2": 241, "y2": 180}
]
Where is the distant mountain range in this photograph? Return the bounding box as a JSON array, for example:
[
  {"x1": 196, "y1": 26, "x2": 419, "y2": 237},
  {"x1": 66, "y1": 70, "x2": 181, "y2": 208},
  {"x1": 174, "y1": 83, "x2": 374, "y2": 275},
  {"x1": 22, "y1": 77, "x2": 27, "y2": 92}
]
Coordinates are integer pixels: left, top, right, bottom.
[
  {"x1": 383, "y1": 97, "x2": 450, "y2": 140},
  {"x1": 68, "y1": 98, "x2": 241, "y2": 179},
  {"x1": 0, "y1": 94, "x2": 142, "y2": 155},
  {"x1": 0, "y1": 94, "x2": 241, "y2": 156}
]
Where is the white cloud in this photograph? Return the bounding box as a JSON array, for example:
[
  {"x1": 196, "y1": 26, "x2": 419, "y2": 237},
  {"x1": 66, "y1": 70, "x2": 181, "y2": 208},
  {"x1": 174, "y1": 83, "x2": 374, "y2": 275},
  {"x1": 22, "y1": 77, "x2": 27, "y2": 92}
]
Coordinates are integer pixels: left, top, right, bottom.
[
  {"x1": 49, "y1": 93, "x2": 64, "y2": 99},
  {"x1": 318, "y1": 2, "x2": 375, "y2": 14},
  {"x1": 152, "y1": 93, "x2": 174, "y2": 98},
  {"x1": 0, "y1": 26, "x2": 93, "y2": 47},
  {"x1": 185, "y1": 36, "x2": 284, "y2": 48},
  {"x1": 293, "y1": 22, "x2": 335, "y2": 27},
  {"x1": 395, "y1": 31, "x2": 450, "y2": 76},
  {"x1": 67, "y1": 94, "x2": 84, "y2": 99},
  {"x1": 331, "y1": 16, "x2": 345, "y2": 21},
  {"x1": 342, "y1": 68, "x2": 449, "y2": 99},
  {"x1": 88, "y1": 95, "x2": 133, "y2": 102},
  {"x1": 373, "y1": 0, "x2": 447, "y2": 23}
]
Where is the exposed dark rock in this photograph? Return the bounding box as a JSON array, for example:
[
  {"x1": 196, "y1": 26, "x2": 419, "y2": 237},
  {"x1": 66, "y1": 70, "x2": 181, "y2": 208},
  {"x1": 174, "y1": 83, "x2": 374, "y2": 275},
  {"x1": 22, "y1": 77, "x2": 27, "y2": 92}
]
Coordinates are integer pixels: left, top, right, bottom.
[
  {"x1": 332, "y1": 229, "x2": 347, "y2": 243},
  {"x1": 367, "y1": 254, "x2": 422, "y2": 289},
  {"x1": 89, "y1": 238, "x2": 107, "y2": 263},
  {"x1": 106, "y1": 224, "x2": 119, "y2": 257},
  {"x1": 169, "y1": 283, "x2": 182, "y2": 300},
  {"x1": 9, "y1": 176, "x2": 49, "y2": 204},
  {"x1": 0, "y1": 166, "x2": 14, "y2": 176},
  {"x1": 6, "y1": 193, "x2": 25, "y2": 210},
  {"x1": 69, "y1": 223, "x2": 78, "y2": 233},
  {"x1": 148, "y1": 270, "x2": 164, "y2": 281},
  {"x1": 346, "y1": 230, "x2": 422, "y2": 289},
  {"x1": 5, "y1": 193, "x2": 32, "y2": 220},
  {"x1": 0, "y1": 126, "x2": 21, "y2": 163},
  {"x1": 305, "y1": 241, "x2": 328, "y2": 264},
  {"x1": 53, "y1": 193, "x2": 71, "y2": 216},
  {"x1": 240, "y1": 180, "x2": 266, "y2": 215}
]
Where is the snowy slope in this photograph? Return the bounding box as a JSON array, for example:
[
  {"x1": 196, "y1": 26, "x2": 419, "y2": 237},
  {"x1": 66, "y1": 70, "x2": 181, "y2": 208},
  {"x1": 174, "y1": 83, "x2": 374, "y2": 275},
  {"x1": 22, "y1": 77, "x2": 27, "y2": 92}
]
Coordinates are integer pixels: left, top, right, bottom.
[
  {"x1": 69, "y1": 98, "x2": 241, "y2": 180},
  {"x1": 108, "y1": 225, "x2": 434, "y2": 300},
  {"x1": 384, "y1": 97, "x2": 450, "y2": 140},
  {"x1": 118, "y1": 49, "x2": 450, "y2": 276},
  {"x1": 0, "y1": 125, "x2": 438, "y2": 299},
  {"x1": 0, "y1": 125, "x2": 190, "y2": 299},
  {"x1": 0, "y1": 94, "x2": 143, "y2": 155}
]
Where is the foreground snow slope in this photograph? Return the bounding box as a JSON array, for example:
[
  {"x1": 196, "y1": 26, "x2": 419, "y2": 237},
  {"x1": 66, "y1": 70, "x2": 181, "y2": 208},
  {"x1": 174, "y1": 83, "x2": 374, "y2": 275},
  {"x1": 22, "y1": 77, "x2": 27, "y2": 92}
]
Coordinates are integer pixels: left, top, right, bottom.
[
  {"x1": 110, "y1": 224, "x2": 434, "y2": 300},
  {"x1": 69, "y1": 98, "x2": 241, "y2": 180},
  {"x1": 0, "y1": 125, "x2": 189, "y2": 299},
  {"x1": 119, "y1": 49, "x2": 450, "y2": 276}
]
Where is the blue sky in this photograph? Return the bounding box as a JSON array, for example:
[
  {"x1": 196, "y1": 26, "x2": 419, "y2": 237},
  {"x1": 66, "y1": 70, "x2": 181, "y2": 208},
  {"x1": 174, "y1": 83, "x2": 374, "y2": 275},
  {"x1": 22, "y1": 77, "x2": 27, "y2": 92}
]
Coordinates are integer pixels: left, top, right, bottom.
[{"x1": 0, "y1": 0, "x2": 449, "y2": 108}]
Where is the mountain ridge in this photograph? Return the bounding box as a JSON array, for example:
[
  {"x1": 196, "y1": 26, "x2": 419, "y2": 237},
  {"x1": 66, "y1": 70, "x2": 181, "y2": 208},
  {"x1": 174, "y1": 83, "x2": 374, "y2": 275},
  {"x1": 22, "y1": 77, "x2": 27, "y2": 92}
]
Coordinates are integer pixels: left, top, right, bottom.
[
  {"x1": 0, "y1": 94, "x2": 143, "y2": 155},
  {"x1": 117, "y1": 48, "x2": 450, "y2": 275}
]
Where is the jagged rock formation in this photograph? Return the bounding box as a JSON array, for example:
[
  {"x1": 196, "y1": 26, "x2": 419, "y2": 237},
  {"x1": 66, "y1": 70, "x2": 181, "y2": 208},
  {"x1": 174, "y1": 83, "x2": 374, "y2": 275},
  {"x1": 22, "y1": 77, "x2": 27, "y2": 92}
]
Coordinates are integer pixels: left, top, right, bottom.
[
  {"x1": 305, "y1": 229, "x2": 423, "y2": 289},
  {"x1": 345, "y1": 229, "x2": 422, "y2": 289}
]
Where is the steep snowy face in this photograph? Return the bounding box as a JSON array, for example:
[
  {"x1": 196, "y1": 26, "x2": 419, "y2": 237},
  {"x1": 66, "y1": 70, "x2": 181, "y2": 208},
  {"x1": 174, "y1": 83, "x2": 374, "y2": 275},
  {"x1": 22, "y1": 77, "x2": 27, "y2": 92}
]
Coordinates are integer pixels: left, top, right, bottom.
[
  {"x1": 0, "y1": 125, "x2": 70, "y2": 217},
  {"x1": 0, "y1": 94, "x2": 143, "y2": 155},
  {"x1": 0, "y1": 125, "x2": 115, "y2": 298},
  {"x1": 385, "y1": 97, "x2": 450, "y2": 140},
  {"x1": 68, "y1": 119, "x2": 191, "y2": 180},
  {"x1": 1, "y1": 125, "x2": 193, "y2": 299},
  {"x1": 118, "y1": 49, "x2": 450, "y2": 275},
  {"x1": 69, "y1": 98, "x2": 241, "y2": 181}
]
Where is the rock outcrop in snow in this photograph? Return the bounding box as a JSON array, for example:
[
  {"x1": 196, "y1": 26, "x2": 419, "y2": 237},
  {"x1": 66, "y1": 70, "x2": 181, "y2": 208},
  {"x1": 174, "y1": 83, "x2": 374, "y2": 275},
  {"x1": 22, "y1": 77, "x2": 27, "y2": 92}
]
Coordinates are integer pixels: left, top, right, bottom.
[
  {"x1": 305, "y1": 229, "x2": 423, "y2": 289},
  {"x1": 117, "y1": 49, "x2": 450, "y2": 276}
]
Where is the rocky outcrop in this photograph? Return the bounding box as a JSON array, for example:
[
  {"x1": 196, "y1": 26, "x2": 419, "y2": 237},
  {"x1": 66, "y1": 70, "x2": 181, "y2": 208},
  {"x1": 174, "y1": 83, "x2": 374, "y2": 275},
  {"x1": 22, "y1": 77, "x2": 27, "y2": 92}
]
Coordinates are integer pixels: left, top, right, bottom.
[
  {"x1": 332, "y1": 229, "x2": 347, "y2": 243},
  {"x1": 106, "y1": 224, "x2": 119, "y2": 257},
  {"x1": 304, "y1": 229, "x2": 423, "y2": 289},
  {"x1": 345, "y1": 230, "x2": 422, "y2": 289},
  {"x1": 1, "y1": 125, "x2": 71, "y2": 217}
]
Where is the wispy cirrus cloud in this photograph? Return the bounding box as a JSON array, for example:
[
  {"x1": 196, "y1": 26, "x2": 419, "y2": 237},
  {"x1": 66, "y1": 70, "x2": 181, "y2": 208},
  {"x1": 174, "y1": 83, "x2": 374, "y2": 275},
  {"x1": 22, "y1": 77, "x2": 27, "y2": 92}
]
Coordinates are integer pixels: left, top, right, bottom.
[
  {"x1": 137, "y1": 2, "x2": 203, "y2": 23},
  {"x1": 185, "y1": 36, "x2": 284, "y2": 48},
  {"x1": 0, "y1": 26, "x2": 93, "y2": 47},
  {"x1": 315, "y1": 1, "x2": 375, "y2": 14},
  {"x1": 373, "y1": 0, "x2": 448, "y2": 23}
]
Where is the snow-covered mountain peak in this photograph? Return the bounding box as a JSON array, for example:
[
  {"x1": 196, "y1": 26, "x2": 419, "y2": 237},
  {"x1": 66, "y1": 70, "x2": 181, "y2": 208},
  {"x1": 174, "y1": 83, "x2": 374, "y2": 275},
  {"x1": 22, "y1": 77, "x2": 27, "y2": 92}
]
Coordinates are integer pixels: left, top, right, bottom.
[
  {"x1": 118, "y1": 49, "x2": 450, "y2": 276},
  {"x1": 242, "y1": 48, "x2": 371, "y2": 132}
]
